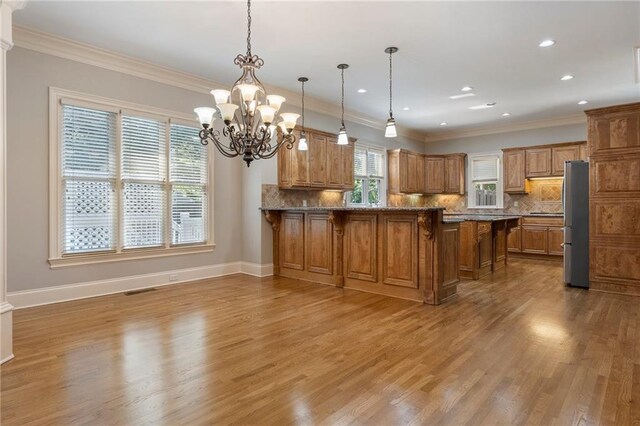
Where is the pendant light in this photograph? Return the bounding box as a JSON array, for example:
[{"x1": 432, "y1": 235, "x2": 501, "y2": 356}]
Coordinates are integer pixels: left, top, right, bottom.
[
  {"x1": 337, "y1": 64, "x2": 349, "y2": 145},
  {"x1": 384, "y1": 47, "x2": 398, "y2": 138},
  {"x1": 298, "y1": 77, "x2": 308, "y2": 151}
]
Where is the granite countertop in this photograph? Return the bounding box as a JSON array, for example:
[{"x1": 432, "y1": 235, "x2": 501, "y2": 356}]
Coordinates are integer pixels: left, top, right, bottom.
[
  {"x1": 442, "y1": 217, "x2": 466, "y2": 223},
  {"x1": 260, "y1": 206, "x2": 445, "y2": 212},
  {"x1": 522, "y1": 213, "x2": 564, "y2": 217},
  {"x1": 444, "y1": 214, "x2": 521, "y2": 222}
]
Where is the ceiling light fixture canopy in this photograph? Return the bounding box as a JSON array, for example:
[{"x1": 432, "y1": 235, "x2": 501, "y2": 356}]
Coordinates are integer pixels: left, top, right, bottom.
[
  {"x1": 384, "y1": 46, "x2": 398, "y2": 138},
  {"x1": 337, "y1": 64, "x2": 349, "y2": 145},
  {"x1": 193, "y1": 0, "x2": 298, "y2": 167},
  {"x1": 298, "y1": 77, "x2": 308, "y2": 151}
]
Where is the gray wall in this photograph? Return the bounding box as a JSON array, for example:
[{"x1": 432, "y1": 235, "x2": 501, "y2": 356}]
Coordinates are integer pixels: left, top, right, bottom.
[
  {"x1": 423, "y1": 123, "x2": 587, "y2": 155},
  {"x1": 7, "y1": 47, "x2": 243, "y2": 292}
]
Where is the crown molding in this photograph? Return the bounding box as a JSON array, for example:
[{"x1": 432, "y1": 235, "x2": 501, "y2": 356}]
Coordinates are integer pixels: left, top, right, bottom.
[
  {"x1": 12, "y1": 25, "x2": 425, "y2": 142},
  {"x1": 424, "y1": 113, "x2": 587, "y2": 143}
]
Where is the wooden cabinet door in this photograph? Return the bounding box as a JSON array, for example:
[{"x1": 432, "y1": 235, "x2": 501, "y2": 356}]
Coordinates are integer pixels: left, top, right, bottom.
[
  {"x1": 526, "y1": 147, "x2": 552, "y2": 177},
  {"x1": 397, "y1": 151, "x2": 409, "y2": 193},
  {"x1": 522, "y1": 226, "x2": 548, "y2": 254},
  {"x1": 406, "y1": 152, "x2": 419, "y2": 193},
  {"x1": 579, "y1": 142, "x2": 588, "y2": 161},
  {"x1": 552, "y1": 145, "x2": 581, "y2": 176},
  {"x1": 415, "y1": 154, "x2": 426, "y2": 194},
  {"x1": 424, "y1": 156, "x2": 445, "y2": 194},
  {"x1": 547, "y1": 227, "x2": 564, "y2": 255},
  {"x1": 308, "y1": 132, "x2": 327, "y2": 186},
  {"x1": 507, "y1": 226, "x2": 522, "y2": 253},
  {"x1": 445, "y1": 155, "x2": 465, "y2": 194},
  {"x1": 290, "y1": 130, "x2": 309, "y2": 186},
  {"x1": 340, "y1": 140, "x2": 354, "y2": 189},
  {"x1": 503, "y1": 149, "x2": 527, "y2": 193},
  {"x1": 325, "y1": 136, "x2": 342, "y2": 187},
  {"x1": 278, "y1": 138, "x2": 292, "y2": 188}
]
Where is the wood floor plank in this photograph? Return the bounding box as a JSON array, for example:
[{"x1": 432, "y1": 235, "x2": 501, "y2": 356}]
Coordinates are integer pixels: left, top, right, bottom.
[{"x1": 1, "y1": 260, "x2": 639, "y2": 425}]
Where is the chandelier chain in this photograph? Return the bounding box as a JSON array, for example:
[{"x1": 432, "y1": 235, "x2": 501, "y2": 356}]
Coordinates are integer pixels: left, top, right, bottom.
[
  {"x1": 246, "y1": 0, "x2": 252, "y2": 56},
  {"x1": 302, "y1": 80, "x2": 305, "y2": 130}
]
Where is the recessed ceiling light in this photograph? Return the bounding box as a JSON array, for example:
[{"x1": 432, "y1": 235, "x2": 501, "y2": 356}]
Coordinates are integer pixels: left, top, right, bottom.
[
  {"x1": 440, "y1": 122, "x2": 448, "y2": 126},
  {"x1": 357, "y1": 88, "x2": 367, "y2": 93},
  {"x1": 461, "y1": 86, "x2": 473, "y2": 92},
  {"x1": 502, "y1": 112, "x2": 511, "y2": 117},
  {"x1": 403, "y1": 107, "x2": 410, "y2": 111},
  {"x1": 469, "y1": 102, "x2": 497, "y2": 110},
  {"x1": 561, "y1": 75, "x2": 574, "y2": 81},
  {"x1": 539, "y1": 39, "x2": 556, "y2": 48},
  {"x1": 578, "y1": 100, "x2": 588, "y2": 105},
  {"x1": 449, "y1": 93, "x2": 476, "y2": 100}
]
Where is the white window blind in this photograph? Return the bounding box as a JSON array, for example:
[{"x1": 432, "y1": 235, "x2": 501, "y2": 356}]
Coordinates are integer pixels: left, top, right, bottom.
[
  {"x1": 354, "y1": 147, "x2": 367, "y2": 177},
  {"x1": 472, "y1": 157, "x2": 498, "y2": 181},
  {"x1": 57, "y1": 95, "x2": 210, "y2": 259},
  {"x1": 367, "y1": 150, "x2": 384, "y2": 178},
  {"x1": 122, "y1": 115, "x2": 166, "y2": 249},
  {"x1": 62, "y1": 104, "x2": 117, "y2": 254},
  {"x1": 170, "y1": 124, "x2": 208, "y2": 245}
]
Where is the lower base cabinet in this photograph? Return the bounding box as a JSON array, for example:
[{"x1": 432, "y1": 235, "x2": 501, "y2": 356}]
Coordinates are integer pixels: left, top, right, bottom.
[{"x1": 509, "y1": 216, "x2": 564, "y2": 259}]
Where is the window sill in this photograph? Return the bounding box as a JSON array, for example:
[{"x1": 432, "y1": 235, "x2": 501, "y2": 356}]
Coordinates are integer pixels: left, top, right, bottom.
[{"x1": 48, "y1": 244, "x2": 216, "y2": 269}]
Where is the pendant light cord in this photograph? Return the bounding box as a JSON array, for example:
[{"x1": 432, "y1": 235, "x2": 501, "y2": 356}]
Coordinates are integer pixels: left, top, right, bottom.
[
  {"x1": 301, "y1": 80, "x2": 305, "y2": 131},
  {"x1": 389, "y1": 50, "x2": 393, "y2": 118},
  {"x1": 341, "y1": 67, "x2": 345, "y2": 127},
  {"x1": 246, "y1": 0, "x2": 252, "y2": 56}
]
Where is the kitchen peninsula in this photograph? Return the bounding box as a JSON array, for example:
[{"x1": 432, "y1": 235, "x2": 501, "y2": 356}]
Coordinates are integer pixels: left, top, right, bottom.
[{"x1": 261, "y1": 207, "x2": 460, "y2": 304}]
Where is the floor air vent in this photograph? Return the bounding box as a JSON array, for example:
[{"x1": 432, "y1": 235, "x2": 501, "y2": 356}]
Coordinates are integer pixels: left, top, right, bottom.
[{"x1": 123, "y1": 288, "x2": 157, "y2": 296}]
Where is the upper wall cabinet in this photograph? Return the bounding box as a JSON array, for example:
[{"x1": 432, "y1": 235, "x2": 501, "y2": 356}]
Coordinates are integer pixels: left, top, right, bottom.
[
  {"x1": 388, "y1": 150, "x2": 465, "y2": 195},
  {"x1": 525, "y1": 148, "x2": 552, "y2": 178},
  {"x1": 278, "y1": 127, "x2": 355, "y2": 190},
  {"x1": 388, "y1": 150, "x2": 424, "y2": 194},
  {"x1": 503, "y1": 141, "x2": 586, "y2": 193},
  {"x1": 551, "y1": 145, "x2": 581, "y2": 175},
  {"x1": 444, "y1": 154, "x2": 466, "y2": 195},
  {"x1": 503, "y1": 149, "x2": 529, "y2": 193},
  {"x1": 424, "y1": 156, "x2": 445, "y2": 194}
]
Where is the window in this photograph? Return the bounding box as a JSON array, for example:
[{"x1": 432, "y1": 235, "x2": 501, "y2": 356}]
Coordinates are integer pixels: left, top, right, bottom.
[
  {"x1": 50, "y1": 88, "x2": 213, "y2": 267},
  {"x1": 467, "y1": 152, "x2": 503, "y2": 209},
  {"x1": 349, "y1": 145, "x2": 386, "y2": 207}
]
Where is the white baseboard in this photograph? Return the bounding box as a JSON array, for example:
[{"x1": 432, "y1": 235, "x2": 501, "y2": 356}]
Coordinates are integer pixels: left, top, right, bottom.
[
  {"x1": 8, "y1": 261, "x2": 244, "y2": 309},
  {"x1": 240, "y1": 262, "x2": 274, "y2": 277},
  {"x1": 1, "y1": 305, "x2": 13, "y2": 364}
]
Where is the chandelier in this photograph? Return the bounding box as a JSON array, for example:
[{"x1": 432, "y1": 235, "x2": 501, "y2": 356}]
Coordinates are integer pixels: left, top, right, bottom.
[
  {"x1": 193, "y1": 0, "x2": 299, "y2": 167},
  {"x1": 384, "y1": 47, "x2": 398, "y2": 138}
]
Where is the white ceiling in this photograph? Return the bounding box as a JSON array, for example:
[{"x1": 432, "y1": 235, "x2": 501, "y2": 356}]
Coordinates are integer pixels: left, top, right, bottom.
[{"x1": 13, "y1": 1, "x2": 640, "y2": 140}]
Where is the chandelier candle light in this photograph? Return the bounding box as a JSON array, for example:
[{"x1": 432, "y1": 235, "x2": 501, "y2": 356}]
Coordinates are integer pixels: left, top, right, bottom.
[
  {"x1": 385, "y1": 47, "x2": 398, "y2": 138},
  {"x1": 337, "y1": 64, "x2": 349, "y2": 145},
  {"x1": 194, "y1": 0, "x2": 299, "y2": 167}
]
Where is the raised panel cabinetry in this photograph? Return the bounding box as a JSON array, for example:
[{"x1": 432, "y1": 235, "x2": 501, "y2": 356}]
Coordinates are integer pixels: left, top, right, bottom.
[
  {"x1": 511, "y1": 216, "x2": 563, "y2": 257},
  {"x1": 586, "y1": 102, "x2": 640, "y2": 295},
  {"x1": 388, "y1": 150, "x2": 464, "y2": 195},
  {"x1": 552, "y1": 145, "x2": 581, "y2": 176},
  {"x1": 445, "y1": 154, "x2": 466, "y2": 194},
  {"x1": 525, "y1": 148, "x2": 552, "y2": 177},
  {"x1": 278, "y1": 128, "x2": 355, "y2": 190},
  {"x1": 503, "y1": 149, "x2": 528, "y2": 193},
  {"x1": 424, "y1": 156, "x2": 445, "y2": 194}
]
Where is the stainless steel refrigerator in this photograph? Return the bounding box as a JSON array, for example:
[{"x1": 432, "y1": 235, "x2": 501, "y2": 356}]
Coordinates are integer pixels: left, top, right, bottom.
[{"x1": 563, "y1": 160, "x2": 589, "y2": 288}]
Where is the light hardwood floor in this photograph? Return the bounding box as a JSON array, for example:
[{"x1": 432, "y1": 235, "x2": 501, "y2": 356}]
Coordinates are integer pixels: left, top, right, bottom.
[{"x1": 2, "y1": 259, "x2": 638, "y2": 425}]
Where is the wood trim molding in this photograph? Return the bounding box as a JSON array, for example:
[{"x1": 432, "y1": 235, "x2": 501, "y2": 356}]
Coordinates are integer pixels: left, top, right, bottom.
[
  {"x1": 425, "y1": 114, "x2": 587, "y2": 142},
  {"x1": 13, "y1": 25, "x2": 425, "y2": 142}
]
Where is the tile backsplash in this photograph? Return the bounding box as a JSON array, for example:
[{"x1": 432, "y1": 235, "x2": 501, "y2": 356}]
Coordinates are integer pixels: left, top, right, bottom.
[{"x1": 262, "y1": 179, "x2": 563, "y2": 215}]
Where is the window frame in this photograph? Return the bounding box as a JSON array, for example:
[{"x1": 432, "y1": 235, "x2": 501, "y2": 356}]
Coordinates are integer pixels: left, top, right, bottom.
[
  {"x1": 347, "y1": 143, "x2": 387, "y2": 207},
  {"x1": 466, "y1": 151, "x2": 504, "y2": 209},
  {"x1": 48, "y1": 87, "x2": 215, "y2": 268}
]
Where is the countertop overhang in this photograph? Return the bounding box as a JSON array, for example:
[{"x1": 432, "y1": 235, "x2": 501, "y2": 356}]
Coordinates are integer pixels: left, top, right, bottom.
[{"x1": 260, "y1": 206, "x2": 445, "y2": 212}]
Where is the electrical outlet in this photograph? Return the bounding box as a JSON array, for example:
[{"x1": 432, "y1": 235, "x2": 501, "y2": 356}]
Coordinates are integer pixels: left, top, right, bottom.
[
  {"x1": 514, "y1": 201, "x2": 519, "y2": 207},
  {"x1": 169, "y1": 274, "x2": 178, "y2": 282}
]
